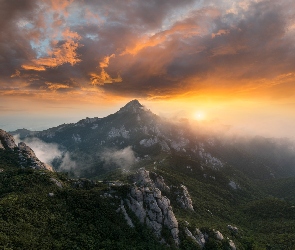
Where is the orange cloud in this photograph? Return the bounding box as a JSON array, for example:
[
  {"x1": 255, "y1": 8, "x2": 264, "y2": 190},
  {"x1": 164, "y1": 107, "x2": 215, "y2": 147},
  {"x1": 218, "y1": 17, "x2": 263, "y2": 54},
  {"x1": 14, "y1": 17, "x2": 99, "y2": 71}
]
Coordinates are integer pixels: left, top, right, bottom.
[
  {"x1": 21, "y1": 65, "x2": 46, "y2": 71},
  {"x1": 120, "y1": 8, "x2": 218, "y2": 56},
  {"x1": 50, "y1": 0, "x2": 74, "y2": 15},
  {"x1": 90, "y1": 71, "x2": 122, "y2": 85},
  {"x1": 10, "y1": 70, "x2": 21, "y2": 78},
  {"x1": 46, "y1": 82, "x2": 71, "y2": 91},
  {"x1": 120, "y1": 20, "x2": 201, "y2": 56},
  {"x1": 90, "y1": 54, "x2": 122, "y2": 85},
  {"x1": 21, "y1": 28, "x2": 81, "y2": 71},
  {"x1": 99, "y1": 54, "x2": 115, "y2": 68}
]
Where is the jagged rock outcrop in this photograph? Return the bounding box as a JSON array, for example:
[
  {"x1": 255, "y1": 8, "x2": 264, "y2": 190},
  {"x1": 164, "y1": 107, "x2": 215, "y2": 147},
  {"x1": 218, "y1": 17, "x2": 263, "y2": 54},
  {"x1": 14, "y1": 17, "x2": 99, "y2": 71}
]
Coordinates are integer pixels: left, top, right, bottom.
[
  {"x1": 194, "y1": 228, "x2": 206, "y2": 247},
  {"x1": 184, "y1": 227, "x2": 199, "y2": 245},
  {"x1": 18, "y1": 142, "x2": 51, "y2": 170},
  {"x1": 117, "y1": 200, "x2": 135, "y2": 228},
  {"x1": 0, "y1": 129, "x2": 17, "y2": 149},
  {"x1": 184, "y1": 227, "x2": 207, "y2": 248},
  {"x1": 150, "y1": 171, "x2": 170, "y2": 192},
  {"x1": 184, "y1": 227, "x2": 236, "y2": 249},
  {"x1": 176, "y1": 185, "x2": 194, "y2": 211},
  {"x1": 0, "y1": 129, "x2": 51, "y2": 171},
  {"x1": 126, "y1": 168, "x2": 180, "y2": 245},
  {"x1": 133, "y1": 168, "x2": 153, "y2": 186}
]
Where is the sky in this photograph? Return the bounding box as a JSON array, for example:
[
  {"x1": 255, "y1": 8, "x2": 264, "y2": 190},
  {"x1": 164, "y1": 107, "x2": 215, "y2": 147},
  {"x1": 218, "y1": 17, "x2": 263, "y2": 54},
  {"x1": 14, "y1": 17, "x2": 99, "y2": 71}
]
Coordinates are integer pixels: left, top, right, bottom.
[{"x1": 0, "y1": 0, "x2": 295, "y2": 138}]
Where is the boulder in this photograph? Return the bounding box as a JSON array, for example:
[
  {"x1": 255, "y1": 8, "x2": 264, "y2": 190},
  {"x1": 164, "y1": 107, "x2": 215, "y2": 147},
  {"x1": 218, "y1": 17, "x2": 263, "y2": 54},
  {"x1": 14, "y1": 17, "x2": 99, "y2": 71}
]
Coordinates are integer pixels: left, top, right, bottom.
[
  {"x1": 214, "y1": 230, "x2": 224, "y2": 240},
  {"x1": 229, "y1": 240, "x2": 236, "y2": 250}
]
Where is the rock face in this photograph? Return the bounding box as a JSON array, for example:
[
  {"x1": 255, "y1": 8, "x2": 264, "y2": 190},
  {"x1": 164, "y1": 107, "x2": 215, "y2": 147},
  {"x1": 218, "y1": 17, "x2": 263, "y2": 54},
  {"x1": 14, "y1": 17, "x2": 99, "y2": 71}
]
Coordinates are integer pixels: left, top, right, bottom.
[
  {"x1": 0, "y1": 129, "x2": 17, "y2": 149},
  {"x1": 117, "y1": 200, "x2": 135, "y2": 228},
  {"x1": 150, "y1": 172, "x2": 170, "y2": 192},
  {"x1": 126, "y1": 168, "x2": 180, "y2": 245},
  {"x1": 184, "y1": 227, "x2": 206, "y2": 248},
  {"x1": 176, "y1": 185, "x2": 194, "y2": 211},
  {"x1": 194, "y1": 228, "x2": 206, "y2": 247},
  {"x1": 183, "y1": 227, "x2": 236, "y2": 249},
  {"x1": 0, "y1": 129, "x2": 51, "y2": 171},
  {"x1": 18, "y1": 142, "x2": 51, "y2": 170}
]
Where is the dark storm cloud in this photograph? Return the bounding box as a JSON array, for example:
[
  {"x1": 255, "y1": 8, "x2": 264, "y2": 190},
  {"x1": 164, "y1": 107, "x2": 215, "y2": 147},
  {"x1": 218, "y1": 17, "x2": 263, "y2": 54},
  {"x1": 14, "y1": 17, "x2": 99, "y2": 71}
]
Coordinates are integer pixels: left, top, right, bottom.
[
  {"x1": 1, "y1": 0, "x2": 295, "y2": 98},
  {"x1": 0, "y1": 0, "x2": 39, "y2": 77}
]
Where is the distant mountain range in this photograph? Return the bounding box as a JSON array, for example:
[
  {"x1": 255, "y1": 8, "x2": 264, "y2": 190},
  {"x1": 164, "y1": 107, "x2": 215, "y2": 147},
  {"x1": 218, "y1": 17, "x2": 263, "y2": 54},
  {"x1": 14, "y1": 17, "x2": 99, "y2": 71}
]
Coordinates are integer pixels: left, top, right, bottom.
[
  {"x1": 2, "y1": 99, "x2": 295, "y2": 249},
  {"x1": 11, "y1": 99, "x2": 295, "y2": 180}
]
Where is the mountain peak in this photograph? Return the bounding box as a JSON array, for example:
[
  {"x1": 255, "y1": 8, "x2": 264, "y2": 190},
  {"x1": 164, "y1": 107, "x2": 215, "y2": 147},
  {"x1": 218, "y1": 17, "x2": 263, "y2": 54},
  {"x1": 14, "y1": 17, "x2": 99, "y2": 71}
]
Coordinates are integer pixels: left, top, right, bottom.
[
  {"x1": 125, "y1": 99, "x2": 142, "y2": 107},
  {"x1": 119, "y1": 99, "x2": 144, "y2": 113}
]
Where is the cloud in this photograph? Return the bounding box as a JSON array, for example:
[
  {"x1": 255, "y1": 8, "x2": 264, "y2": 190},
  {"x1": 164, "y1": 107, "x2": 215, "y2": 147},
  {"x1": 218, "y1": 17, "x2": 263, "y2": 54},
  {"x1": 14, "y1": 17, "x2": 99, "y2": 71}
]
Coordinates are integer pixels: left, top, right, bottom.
[
  {"x1": 59, "y1": 152, "x2": 77, "y2": 171},
  {"x1": 90, "y1": 54, "x2": 122, "y2": 85},
  {"x1": 13, "y1": 135, "x2": 77, "y2": 172},
  {"x1": 46, "y1": 82, "x2": 71, "y2": 91},
  {"x1": 100, "y1": 146, "x2": 136, "y2": 170},
  {"x1": 211, "y1": 29, "x2": 230, "y2": 38},
  {"x1": 14, "y1": 135, "x2": 62, "y2": 165},
  {"x1": 21, "y1": 28, "x2": 82, "y2": 71},
  {"x1": 1, "y1": 0, "x2": 295, "y2": 100},
  {"x1": 21, "y1": 65, "x2": 46, "y2": 71}
]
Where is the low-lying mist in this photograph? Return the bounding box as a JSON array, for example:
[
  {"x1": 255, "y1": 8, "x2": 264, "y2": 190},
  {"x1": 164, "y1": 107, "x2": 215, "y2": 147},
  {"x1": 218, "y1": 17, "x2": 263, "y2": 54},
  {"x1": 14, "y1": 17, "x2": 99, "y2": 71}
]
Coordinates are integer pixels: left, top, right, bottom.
[
  {"x1": 14, "y1": 135, "x2": 78, "y2": 174},
  {"x1": 100, "y1": 146, "x2": 136, "y2": 171},
  {"x1": 185, "y1": 119, "x2": 295, "y2": 176},
  {"x1": 13, "y1": 134, "x2": 137, "y2": 177}
]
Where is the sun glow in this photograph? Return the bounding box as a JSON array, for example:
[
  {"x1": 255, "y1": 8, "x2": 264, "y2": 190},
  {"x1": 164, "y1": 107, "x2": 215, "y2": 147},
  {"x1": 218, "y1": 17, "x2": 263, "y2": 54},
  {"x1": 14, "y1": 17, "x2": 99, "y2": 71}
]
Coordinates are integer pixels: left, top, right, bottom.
[{"x1": 193, "y1": 111, "x2": 205, "y2": 120}]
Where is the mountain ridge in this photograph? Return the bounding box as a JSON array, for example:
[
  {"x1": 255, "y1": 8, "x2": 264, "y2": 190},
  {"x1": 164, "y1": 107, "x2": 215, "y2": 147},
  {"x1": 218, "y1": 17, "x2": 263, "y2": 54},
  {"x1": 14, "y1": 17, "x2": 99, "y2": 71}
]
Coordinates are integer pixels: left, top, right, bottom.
[
  {"x1": 10, "y1": 100, "x2": 295, "y2": 180},
  {"x1": 1, "y1": 100, "x2": 295, "y2": 249}
]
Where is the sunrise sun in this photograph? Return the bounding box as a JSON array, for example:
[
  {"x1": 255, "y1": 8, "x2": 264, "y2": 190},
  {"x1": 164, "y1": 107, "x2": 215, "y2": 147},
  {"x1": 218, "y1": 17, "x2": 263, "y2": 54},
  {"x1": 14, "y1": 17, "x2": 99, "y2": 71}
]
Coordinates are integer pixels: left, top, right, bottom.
[{"x1": 193, "y1": 111, "x2": 205, "y2": 120}]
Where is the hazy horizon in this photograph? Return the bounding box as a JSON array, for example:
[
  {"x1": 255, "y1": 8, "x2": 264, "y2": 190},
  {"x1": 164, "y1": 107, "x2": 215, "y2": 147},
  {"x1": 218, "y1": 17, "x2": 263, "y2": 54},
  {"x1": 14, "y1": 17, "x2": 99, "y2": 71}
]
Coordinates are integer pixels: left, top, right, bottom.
[{"x1": 2, "y1": 99, "x2": 294, "y2": 140}]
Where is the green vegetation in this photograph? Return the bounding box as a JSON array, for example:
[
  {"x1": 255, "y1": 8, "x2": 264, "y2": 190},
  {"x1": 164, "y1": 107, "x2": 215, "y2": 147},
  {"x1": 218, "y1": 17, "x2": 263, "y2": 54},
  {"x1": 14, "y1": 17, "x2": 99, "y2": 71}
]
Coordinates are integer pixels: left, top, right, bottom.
[
  {"x1": 2, "y1": 117, "x2": 295, "y2": 250},
  {"x1": 0, "y1": 155, "x2": 166, "y2": 250},
  {"x1": 141, "y1": 154, "x2": 295, "y2": 250}
]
